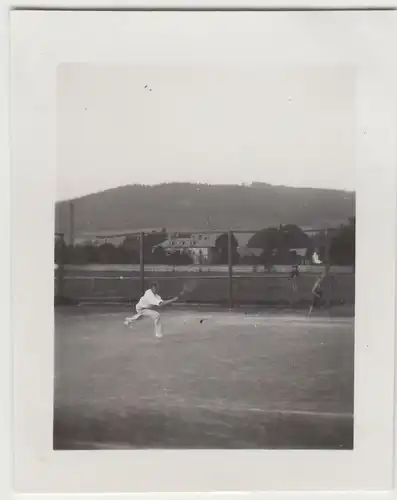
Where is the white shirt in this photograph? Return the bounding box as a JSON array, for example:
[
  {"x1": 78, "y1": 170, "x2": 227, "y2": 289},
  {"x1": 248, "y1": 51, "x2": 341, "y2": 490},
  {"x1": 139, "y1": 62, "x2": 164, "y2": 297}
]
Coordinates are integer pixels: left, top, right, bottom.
[
  {"x1": 312, "y1": 252, "x2": 322, "y2": 264},
  {"x1": 136, "y1": 289, "x2": 163, "y2": 310}
]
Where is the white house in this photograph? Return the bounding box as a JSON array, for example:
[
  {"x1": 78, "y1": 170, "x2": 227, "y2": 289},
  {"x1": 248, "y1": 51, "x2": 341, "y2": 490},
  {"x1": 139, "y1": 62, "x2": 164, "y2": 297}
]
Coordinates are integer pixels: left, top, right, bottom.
[
  {"x1": 155, "y1": 231, "x2": 261, "y2": 264},
  {"x1": 156, "y1": 233, "x2": 218, "y2": 263}
]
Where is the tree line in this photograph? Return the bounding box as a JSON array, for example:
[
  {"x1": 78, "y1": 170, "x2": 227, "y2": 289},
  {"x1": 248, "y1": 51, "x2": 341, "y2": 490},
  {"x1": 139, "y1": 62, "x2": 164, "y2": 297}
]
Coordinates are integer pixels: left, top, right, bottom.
[
  {"x1": 241, "y1": 218, "x2": 355, "y2": 267},
  {"x1": 55, "y1": 232, "x2": 194, "y2": 265},
  {"x1": 55, "y1": 218, "x2": 355, "y2": 266}
]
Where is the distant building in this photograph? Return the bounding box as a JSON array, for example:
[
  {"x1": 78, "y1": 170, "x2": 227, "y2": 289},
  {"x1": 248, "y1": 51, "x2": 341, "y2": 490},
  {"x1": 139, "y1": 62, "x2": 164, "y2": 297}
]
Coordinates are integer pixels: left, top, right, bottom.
[
  {"x1": 74, "y1": 235, "x2": 127, "y2": 247},
  {"x1": 155, "y1": 231, "x2": 258, "y2": 264},
  {"x1": 73, "y1": 228, "x2": 165, "y2": 247},
  {"x1": 156, "y1": 233, "x2": 218, "y2": 264}
]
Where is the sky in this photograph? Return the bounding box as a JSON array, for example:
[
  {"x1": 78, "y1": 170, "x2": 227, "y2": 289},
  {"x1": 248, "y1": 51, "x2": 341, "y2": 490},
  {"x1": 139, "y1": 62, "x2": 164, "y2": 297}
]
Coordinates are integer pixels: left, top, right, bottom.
[{"x1": 57, "y1": 63, "x2": 355, "y2": 200}]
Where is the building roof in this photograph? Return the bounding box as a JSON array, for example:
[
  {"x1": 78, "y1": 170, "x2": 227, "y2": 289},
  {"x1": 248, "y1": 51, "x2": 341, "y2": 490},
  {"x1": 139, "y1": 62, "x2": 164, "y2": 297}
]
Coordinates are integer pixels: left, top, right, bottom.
[
  {"x1": 158, "y1": 235, "x2": 216, "y2": 249},
  {"x1": 157, "y1": 232, "x2": 256, "y2": 249}
]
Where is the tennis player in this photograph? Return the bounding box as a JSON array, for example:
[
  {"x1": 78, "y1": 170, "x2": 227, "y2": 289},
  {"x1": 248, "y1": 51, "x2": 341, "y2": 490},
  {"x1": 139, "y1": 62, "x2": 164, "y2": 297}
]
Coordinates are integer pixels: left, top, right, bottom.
[
  {"x1": 124, "y1": 282, "x2": 180, "y2": 338},
  {"x1": 290, "y1": 264, "x2": 300, "y2": 292},
  {"x1": 308, "y1": 271, "x2": 326, "y2": 317}
]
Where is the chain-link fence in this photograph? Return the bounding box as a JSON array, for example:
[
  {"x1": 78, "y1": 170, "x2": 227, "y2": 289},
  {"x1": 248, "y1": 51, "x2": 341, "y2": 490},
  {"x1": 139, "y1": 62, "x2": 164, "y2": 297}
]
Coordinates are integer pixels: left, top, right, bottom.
[{"x1": 54, "y1": 226, "x2": 355, "y2": 308}]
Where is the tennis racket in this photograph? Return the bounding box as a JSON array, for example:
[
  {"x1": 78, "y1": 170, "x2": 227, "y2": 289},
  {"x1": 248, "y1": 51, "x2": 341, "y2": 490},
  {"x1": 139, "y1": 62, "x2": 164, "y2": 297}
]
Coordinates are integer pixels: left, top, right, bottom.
[{"x1": 179, "y1": 279, "x2": 198, "y2": 297}]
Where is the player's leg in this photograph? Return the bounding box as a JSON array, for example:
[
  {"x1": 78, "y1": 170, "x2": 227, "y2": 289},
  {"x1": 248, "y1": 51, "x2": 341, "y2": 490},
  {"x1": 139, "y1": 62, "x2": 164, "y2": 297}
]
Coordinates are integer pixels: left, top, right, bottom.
[
  {"x1": 308, "y1": 295, "x2": 315, "y2": 317},
  {"x1": 124, "y1": 305, "x2": 143, "y2": 325},
  {"x1": 141, "y1": 309, "x2": 163, "y2": 338}
]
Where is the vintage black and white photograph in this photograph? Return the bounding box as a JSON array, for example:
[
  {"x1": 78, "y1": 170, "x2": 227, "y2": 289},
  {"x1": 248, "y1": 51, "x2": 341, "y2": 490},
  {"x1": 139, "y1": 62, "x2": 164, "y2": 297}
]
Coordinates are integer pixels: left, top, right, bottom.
[
  {"x1": 53, "y1": 60, "x2": 355, "y2": 451},
  {"x1": 10, "y1": 6, "x2": 397, "y2": 492}
]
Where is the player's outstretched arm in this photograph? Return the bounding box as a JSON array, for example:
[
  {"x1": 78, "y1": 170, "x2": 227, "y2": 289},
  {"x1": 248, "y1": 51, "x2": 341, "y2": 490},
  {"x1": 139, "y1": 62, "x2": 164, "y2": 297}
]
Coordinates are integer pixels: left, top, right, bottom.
[{"x1": 156, "y1": 296, "x2": 180, "y2": 308}]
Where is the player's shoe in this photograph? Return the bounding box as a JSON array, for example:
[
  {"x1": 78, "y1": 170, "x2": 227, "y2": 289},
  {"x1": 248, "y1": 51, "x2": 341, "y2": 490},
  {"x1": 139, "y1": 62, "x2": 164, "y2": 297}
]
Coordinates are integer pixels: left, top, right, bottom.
[{"x1": 124, "y1": 312, "x2": 142, "y2": 325}]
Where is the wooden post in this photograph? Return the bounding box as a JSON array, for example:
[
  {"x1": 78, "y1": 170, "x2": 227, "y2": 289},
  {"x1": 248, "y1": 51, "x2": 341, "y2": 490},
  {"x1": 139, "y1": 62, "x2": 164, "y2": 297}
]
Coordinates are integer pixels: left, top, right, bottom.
[
  {"x1": 68, "y1": 201, "x2": 75, "y2": 246},
  {"x1": 324, "y1": 229, "x2": 331, "y2": 309},
  {"x1": 55, "y1": 233, "x2": 65, "y2": 303},
  {"x1": 140, "y1": 232, "x2": 145, "y2": 295},
  {"x1": 228, "y1": 230, "x2": 234, "y2": 309}
]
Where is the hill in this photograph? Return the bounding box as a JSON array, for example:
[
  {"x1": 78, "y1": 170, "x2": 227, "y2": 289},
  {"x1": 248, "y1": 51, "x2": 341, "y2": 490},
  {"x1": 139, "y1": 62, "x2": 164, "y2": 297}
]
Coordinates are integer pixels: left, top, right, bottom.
[{"x1": 55, "y1": 183, "x2": 355, "y2": 236}]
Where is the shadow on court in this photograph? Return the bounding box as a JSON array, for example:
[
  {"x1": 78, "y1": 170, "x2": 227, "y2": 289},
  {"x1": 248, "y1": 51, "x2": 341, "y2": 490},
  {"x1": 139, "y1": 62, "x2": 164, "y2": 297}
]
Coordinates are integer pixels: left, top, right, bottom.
[
  {"x1": 54, "y1": 406, "x2": 353, "y2": 450},
  {"x1": 54, "y1": 306, "x2": 354, "y2": 450}
]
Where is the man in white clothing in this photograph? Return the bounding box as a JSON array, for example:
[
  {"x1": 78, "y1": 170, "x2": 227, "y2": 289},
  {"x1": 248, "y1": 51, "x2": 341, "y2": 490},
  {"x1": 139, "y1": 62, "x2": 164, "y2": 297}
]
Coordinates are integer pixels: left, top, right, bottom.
[{"x1": 124, "y1": 282, "x2": 180, "y2": 338}]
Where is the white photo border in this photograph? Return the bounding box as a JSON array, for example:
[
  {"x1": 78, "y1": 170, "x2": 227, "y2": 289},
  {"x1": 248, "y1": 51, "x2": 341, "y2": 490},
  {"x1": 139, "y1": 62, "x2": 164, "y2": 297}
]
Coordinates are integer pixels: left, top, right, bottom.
[
  {"x1": 7, "y1": 6, "x2": 397, "y2": 497},
  {"x1": 1, "y1": 2, "x2": 11, "y2": 500}
]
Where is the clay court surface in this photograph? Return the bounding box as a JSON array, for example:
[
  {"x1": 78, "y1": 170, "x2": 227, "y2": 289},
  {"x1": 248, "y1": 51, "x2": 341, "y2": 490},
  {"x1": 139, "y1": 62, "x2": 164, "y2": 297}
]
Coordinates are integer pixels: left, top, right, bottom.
[{"x1": 54, "y1": 306, "x2": 354, "y2": 450}]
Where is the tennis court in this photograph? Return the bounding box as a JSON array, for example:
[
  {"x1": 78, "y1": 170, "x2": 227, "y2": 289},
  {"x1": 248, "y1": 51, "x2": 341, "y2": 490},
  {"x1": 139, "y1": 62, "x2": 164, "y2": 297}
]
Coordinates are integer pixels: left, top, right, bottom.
[{"x1": 54, "y1": 305, "x2": 354, "y2": 450}]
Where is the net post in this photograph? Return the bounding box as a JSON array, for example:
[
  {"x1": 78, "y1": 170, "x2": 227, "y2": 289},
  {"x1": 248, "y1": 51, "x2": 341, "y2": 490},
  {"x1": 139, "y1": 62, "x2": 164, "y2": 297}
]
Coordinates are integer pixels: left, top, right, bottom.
[
  {"x1": 140, "y1": 231, "x2": 145, "y2": 295},
  {"x1": 228, "y1": 230, "x2": 234, "y2": 309},
  {"x1": 324, "y1": 229, "x2": 331, "y2": 309}
]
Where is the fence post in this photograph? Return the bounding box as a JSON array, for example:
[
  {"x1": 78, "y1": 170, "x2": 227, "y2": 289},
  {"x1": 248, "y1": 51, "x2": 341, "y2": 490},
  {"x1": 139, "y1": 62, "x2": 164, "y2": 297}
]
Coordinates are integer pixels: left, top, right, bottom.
[
  {"x1": 68, "y1": 201, "x2": 75, "y2": 246},
  {"x1": 324, "y1": 229, "x2": 331, "y2": 309},
  {"x1": 228, "y1": 230, "x2": 234, "y2": 309},
  {"x1": 140, "y1": 232, "x2": 145, "y2": 295},
  {"x1": 55, "y1": 233, "x2": 65, "y2": 303}
]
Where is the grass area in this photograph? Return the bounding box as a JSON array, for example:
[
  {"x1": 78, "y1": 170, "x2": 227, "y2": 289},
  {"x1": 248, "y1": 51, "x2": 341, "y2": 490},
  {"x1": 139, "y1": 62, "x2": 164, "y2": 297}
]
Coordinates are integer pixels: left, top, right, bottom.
[{"x1": 54, "y1": 306, "x2": 354, "y2": 450}]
